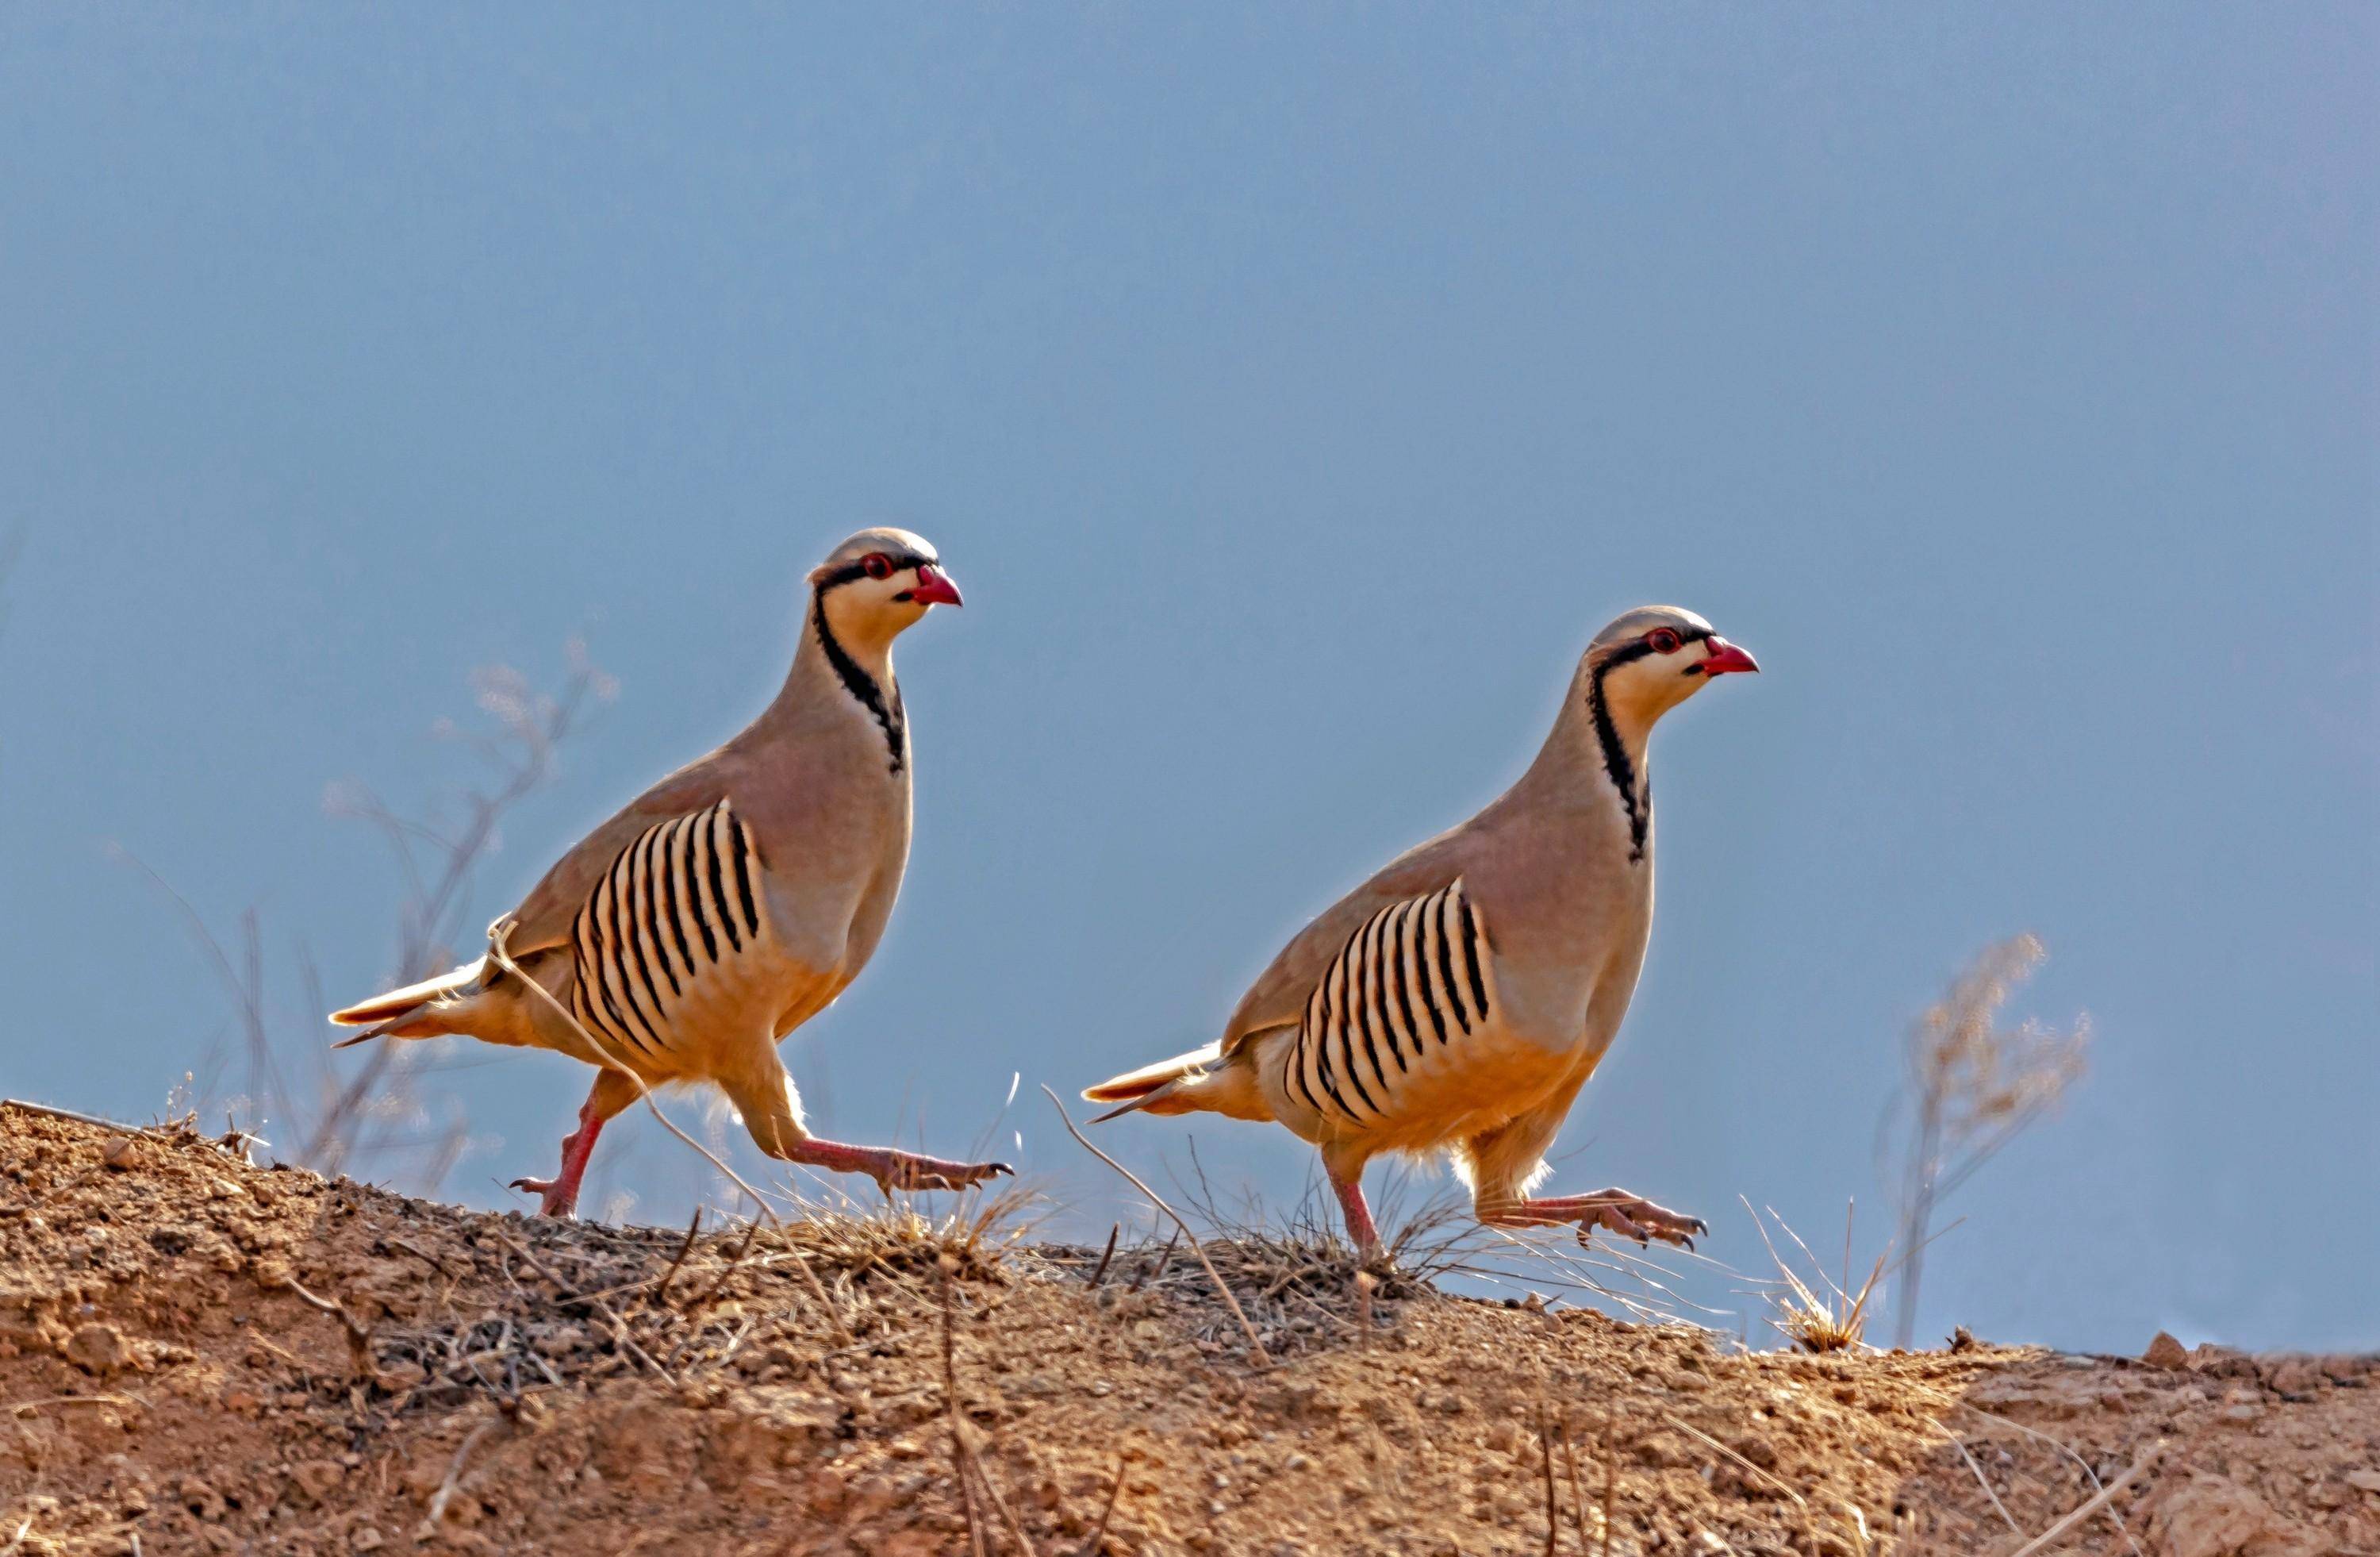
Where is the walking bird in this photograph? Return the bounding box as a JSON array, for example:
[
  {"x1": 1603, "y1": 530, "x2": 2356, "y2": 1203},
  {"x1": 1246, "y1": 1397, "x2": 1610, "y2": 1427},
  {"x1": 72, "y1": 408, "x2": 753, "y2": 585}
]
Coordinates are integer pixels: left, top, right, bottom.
[
  {"x1": 329, "y1": 528, "x2": 1011, "y2": 1216},
  {"x1": 1084, "y1": 606, "x2": 1757, "y2": 1261}
]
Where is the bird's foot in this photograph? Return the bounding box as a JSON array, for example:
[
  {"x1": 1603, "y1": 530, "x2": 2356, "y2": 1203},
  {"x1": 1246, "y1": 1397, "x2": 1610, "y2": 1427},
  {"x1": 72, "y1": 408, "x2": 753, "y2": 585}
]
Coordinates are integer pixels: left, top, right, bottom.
[
  {"x1": 1568, "y1": 1188, "x2": 1706, "y2": 1251},
  {"x1": 781, "y1": 1138, "x2": 1015, "y2": 1194},
  {"x1": 508, "y1": 1175, "x2": 581, "y2": 1218},
  {"x1": 1490, "y1": 1187, "x2": 1706, "y2": 1252},
  {"x1": 877, "y1": 1151, "x2": 1015, "y2": 1194}
]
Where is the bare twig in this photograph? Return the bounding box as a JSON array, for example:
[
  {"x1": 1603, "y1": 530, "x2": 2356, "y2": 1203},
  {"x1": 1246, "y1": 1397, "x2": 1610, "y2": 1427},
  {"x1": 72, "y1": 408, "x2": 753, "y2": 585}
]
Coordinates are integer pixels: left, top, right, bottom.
[
  {"x1": 1563, "y1": 1432, "x2": 1591, "y2": 1554},
  {"x1": 1076, "y1": 1456, "x2": 1125, "y2": 1557},
  {"x1": 1959, "y1": 1405, "x2": 2150, "y2": 1557},
  {"x1": 419, "y1": 1415, "x2": 505, "y2": 1537},
  {"x1": 492, "y1": 1231, "x2": 673, "y2": 1383},
  {"x1": 942, "y1": 1255, "x2": 988, "y2": 1557},
  {"x1": 685, "y1": 1217, "x2": 766, "y2": 1313},
  {"x1": 1129, "y1": 1227, "x2": 1180, "y2": 1294},
  {"x1": 0, "y1": 1100, "x2": 162, "y2": 1137},
  {"x1": 1664, "y1": 1413, "x2": 1808, "y2": 1509},
  {"x1": 2000, "y1": 1443, "x2": 2163, "y2": 1557},
  {"x1": 1952, "y1": 1435, "x2": 2024, "y2": 1537},
  {"x1": 651, "y1": 1209, "x2": 704, "y2": 1310},
  {"x1": 936, "y1": 1256, "x2": 1037, "y2": 1555},
  {"x1": 1597, "y1": 1406, "x2": 1616, "y2": 1557},
  {"x1": 1537, "y1": 1403, "x2": 1560, "y2": 1557},
  {"x1": 1087, "y1": 1224, "x2": 1119, "y2": 1290},
  {"x1": 278, "y1": 1275, "x2": 380, "y2": 1382},
  {"x1": 788, "y1": 1244, "x2": 857, "y2": 1350},
  {"x1": 1042, "y1": 1087, "x2": 1269, "y2": 1366}
]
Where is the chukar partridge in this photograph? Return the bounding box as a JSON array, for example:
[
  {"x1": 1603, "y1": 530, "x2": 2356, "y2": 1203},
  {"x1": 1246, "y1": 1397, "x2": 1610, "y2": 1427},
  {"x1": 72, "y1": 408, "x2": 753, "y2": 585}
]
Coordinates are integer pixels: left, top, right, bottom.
[
  {"x1": 330, "y1": 528, "x2": 1011, "y2": 1216},
  {"x1": 1085, "y1": 606, "x2": 1757, "y2": 1260}
]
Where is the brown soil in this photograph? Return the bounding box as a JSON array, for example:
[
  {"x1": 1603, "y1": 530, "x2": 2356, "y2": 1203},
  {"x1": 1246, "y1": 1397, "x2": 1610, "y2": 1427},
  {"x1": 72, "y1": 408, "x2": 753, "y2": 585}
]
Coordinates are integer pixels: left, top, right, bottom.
[{"x1": 0, "y1": 1102, "x2": 2370, "y2": 1556}]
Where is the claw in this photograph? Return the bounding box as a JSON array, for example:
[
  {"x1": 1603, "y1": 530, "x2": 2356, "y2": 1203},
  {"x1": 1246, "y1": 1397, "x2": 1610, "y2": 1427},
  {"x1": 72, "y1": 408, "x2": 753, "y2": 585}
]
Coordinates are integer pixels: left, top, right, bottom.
[
  {"x1": 879, "y1": 1156, "x2": 1013, "y2": 1193},
  {"x1": 509, "y1": 1176, "x2": 578, "y2": 1218}
]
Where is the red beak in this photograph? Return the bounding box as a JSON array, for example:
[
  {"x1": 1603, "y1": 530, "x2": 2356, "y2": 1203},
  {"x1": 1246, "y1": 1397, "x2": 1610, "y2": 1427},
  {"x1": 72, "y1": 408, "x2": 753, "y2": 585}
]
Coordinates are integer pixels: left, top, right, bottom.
[
  {"x1": 909, "y1": 563, "x2": 964, "y2": 608},
  {"x1": 1698, "y1": 637, "x2": 1759, "y2": 676}
]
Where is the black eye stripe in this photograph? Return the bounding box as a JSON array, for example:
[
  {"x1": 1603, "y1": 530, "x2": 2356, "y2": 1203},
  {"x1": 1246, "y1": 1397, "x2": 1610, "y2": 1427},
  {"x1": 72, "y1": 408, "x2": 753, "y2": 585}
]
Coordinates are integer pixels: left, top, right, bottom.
[{"x1": 815, "y1": 553, "x2": 935, "y2": 592}]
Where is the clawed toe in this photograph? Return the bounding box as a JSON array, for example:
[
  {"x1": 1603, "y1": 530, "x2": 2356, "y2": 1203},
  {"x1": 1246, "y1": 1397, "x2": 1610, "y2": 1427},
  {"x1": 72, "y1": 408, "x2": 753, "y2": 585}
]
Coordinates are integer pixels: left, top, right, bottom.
[
  {"x1": 879, "y1": 1158, "x2": 1014, "y2": 1193},
  {"x1": 508, "y1": 1176, "x2": 578, "y2": 1218},
  {"x1": 1576, "y1": 1196, "x2": 1703, "y2": 1253}
]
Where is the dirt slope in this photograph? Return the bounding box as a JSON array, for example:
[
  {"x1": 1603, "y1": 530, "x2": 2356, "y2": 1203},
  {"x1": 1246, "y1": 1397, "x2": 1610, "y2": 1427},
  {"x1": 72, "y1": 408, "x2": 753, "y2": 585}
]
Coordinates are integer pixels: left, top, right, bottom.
[{"x1": 0, "y1": 1102, "x2": 2370, "y2": 1555}]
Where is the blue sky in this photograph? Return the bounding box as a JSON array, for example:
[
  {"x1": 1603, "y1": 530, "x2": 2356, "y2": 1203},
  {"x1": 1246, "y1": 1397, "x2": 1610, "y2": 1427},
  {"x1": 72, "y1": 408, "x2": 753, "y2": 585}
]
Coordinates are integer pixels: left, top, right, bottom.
[{"x1": 2, "y1": 5, "x2": 2370, "y2": 1351}]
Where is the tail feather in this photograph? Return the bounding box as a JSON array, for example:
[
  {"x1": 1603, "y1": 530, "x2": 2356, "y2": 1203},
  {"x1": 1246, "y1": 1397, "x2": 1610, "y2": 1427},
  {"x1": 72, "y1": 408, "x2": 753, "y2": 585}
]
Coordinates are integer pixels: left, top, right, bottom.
[
  {"x1": 1084, "y1": 1044, "x2": 1223, "y2": 1122},
  {"x1": 328, "y1": 958, "x2": 489, "y2": 1031}
]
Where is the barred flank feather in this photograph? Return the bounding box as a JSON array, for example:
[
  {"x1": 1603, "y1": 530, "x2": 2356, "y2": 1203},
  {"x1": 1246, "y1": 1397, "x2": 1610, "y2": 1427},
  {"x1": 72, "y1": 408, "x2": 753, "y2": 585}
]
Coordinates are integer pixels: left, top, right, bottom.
[
  {"x1": 568, "y1": 800, "x2": 770, "y2": 1058},
  {"x1": 1290, "y1": 879, "x2": 1495, "y2": 1125}
]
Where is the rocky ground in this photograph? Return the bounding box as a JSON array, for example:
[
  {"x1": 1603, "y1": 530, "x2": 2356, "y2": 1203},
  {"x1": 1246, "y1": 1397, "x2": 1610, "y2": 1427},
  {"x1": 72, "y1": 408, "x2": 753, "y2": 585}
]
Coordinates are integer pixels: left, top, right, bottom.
[{"x1": 0, "y1": 1101, "x2": 2370, "y2": 1555}]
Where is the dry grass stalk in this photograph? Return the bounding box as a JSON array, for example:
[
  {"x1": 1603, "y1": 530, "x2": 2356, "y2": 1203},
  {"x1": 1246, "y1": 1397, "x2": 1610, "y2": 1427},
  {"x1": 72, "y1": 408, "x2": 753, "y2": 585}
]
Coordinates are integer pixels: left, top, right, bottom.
[
  {"x1": 648, "y1": 1209, "x2": 704, "y2": 1310},
  {"x1": 939, "y1": 1255, "x2": 1038, "y2": 1556},
  {"x1": 419, "y1": 1413, "x2": 507, "y2": 1539},
  {"x1": 1535, "y1": 1402, "x2": 1560, "y2": 1556},
  {"x1": 1077, "y1": 1457, "x2": 1125, "y2": 1557},
  {"x1": 1951, "y1": 1432, "x2": 2025, "y2": 1539},
  {"x1": 278, "y1": 1274, "x2": 382, "y2": 1384},
  {"x1": 1664, "y1": 1413, "x2": 1809, "y2": 1509},
  {"x1": 1887, "y1": 934, "x2": 2089, "y2": 1348},
  {"x1": 1956, "y1": 1405, "x2": 2149, "y2": 1557},
  {"x1": 1745, "y1": 1200, "x2": 1887, "y2": 1355},
  {"x1": 1998, "y1": 1441, "x2": 2163, "y2": 1557},
  {"x1": 1042, "y1": 1086, "x2": 1270, "y2": 1364}
]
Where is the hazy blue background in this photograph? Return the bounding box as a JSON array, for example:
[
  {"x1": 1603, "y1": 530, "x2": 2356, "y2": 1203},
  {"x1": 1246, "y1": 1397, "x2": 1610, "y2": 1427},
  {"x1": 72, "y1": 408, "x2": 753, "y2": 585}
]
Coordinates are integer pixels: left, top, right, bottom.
[{"x1": 2, "y1": 6, "x2": 2371, "y2": 1352}]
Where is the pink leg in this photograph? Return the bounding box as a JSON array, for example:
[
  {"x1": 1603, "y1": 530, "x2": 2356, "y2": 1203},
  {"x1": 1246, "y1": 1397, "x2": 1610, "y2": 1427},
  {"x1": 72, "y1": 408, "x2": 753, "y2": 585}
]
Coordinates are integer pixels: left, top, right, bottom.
[
  {"x1": 1327, "y1": 1163, "x2": 1384, "y2": 1263},
  {"x1": 779, "y1": 1137, "x2": 1012, "y2": 1194},
  {"x1": 1481, "y1": 1186, "x2": 1706, "y2": 1251},
  {"x1": 511, "y1": 1071, "x2": 637, "y2": 1217}
]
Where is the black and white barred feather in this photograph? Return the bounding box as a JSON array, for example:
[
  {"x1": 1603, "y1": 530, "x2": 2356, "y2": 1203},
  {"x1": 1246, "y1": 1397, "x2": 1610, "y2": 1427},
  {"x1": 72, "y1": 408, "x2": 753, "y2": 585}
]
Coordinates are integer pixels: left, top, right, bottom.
[
  {"x1": 1288, "y1": 878, "x2": 1496, "y2": 1124},
  {"x1": 569, "y1": 799, "x2": 770, "y2": 1057}
]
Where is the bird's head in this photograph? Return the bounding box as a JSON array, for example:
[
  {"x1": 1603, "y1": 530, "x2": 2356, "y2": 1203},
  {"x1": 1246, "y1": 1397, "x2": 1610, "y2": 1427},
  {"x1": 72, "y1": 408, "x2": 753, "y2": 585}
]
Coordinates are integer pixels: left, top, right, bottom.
[
  {"x1": 808, "y1": 527, "x2": 963, "y2": 651},
  {"x1": 1583, "y1": 605, "x2": 1759, "y2": 734}
]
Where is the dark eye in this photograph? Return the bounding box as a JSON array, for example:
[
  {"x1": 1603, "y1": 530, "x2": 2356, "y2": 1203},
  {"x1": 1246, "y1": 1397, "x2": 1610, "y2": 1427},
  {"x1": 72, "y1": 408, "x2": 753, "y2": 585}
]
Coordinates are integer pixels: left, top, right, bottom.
[
  {"x1": 862, "y1": 553, "x2": 894, "y2": 581},
  {"x1": 1646, "y1": 628, "x2": 1682, "y2": 655}
]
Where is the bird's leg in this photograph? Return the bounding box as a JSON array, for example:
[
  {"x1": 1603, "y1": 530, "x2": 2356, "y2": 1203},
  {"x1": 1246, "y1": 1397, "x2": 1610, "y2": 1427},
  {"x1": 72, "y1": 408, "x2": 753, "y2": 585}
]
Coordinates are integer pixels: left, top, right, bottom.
[
  {"x1": 1481, "y1": 1186, "x2": 1706, "y2": 1251},
  {"x1": 724, "y1": 1065, "x2": 1010, "y2": 1194},
  {"x1": 1326, "y1": 1161, "x2": 1386, "y2": 1266},
  {"x1": 511, "y1": 1070, "x2": 639, "y2": 1217},
  {"x1": 777, "y1": 1137, "x2": 1014, "y2": 1194}
]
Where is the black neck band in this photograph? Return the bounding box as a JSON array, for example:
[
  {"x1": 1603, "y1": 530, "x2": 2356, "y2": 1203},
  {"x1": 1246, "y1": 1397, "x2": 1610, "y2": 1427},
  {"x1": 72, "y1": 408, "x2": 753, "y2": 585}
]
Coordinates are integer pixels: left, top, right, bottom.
[
  {"x1": 1587, "y1": 648, "x2": 1650, "y2": 863},
  {"x1": 812, "y1": 590, "x2": 906, "y2": 773}
]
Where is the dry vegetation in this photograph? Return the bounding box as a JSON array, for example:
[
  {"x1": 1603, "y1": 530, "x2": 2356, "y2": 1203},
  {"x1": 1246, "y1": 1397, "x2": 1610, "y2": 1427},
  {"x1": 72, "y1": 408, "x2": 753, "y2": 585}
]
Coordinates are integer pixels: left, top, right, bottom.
[
  {"x1": 129, "y1": 648, "x2": 615, "y2": 1198},
  {"x1": 1884, "y1": 937, "x2": 2090, "y2": 1352},
  {"x1": 1, "y1": 1103, "x2": 2370, "y2": 1557}
]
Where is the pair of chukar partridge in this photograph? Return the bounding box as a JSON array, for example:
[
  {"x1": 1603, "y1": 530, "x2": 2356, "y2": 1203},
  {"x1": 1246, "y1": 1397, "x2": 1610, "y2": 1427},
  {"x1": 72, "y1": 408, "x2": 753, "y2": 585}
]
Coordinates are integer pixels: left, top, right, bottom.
[
  {"x1": 331, "y1": 529, "x2": 1010, "y2": 1215},
  {"x1": 332, "y1": 529, "x2": 1757, "y2": 1258},
  {"x1": 1086, "y1": 606, "x2": 1757, "y2": 1259}
]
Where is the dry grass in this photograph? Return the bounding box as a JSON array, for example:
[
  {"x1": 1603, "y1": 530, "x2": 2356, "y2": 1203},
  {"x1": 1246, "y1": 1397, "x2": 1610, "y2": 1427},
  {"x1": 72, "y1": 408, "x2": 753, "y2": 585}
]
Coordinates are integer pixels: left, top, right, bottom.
[
  {"x1": 128, "y1": 644, "x2": 612, "y2": 1195},
  {"x1": 1886, "y1": 934, "x2": 2089, "y2": 1348},
  {"x1": 1745, "y1": 1199, "x2": 1889, "y2": 1355},
  {"x1": 766, "y1": 1181, "x2": 1042, "y2": 1287}
]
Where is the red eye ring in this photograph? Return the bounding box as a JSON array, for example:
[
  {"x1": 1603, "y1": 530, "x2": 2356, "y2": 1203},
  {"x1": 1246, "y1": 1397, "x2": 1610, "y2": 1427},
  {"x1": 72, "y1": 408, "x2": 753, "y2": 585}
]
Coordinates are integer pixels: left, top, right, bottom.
[
  {"x1": 862, "y1": 552, "x2": 894, "y2": 581},
  {"x1": 1646, "y1": 628, "x2": 1682, "y2": 655}
]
